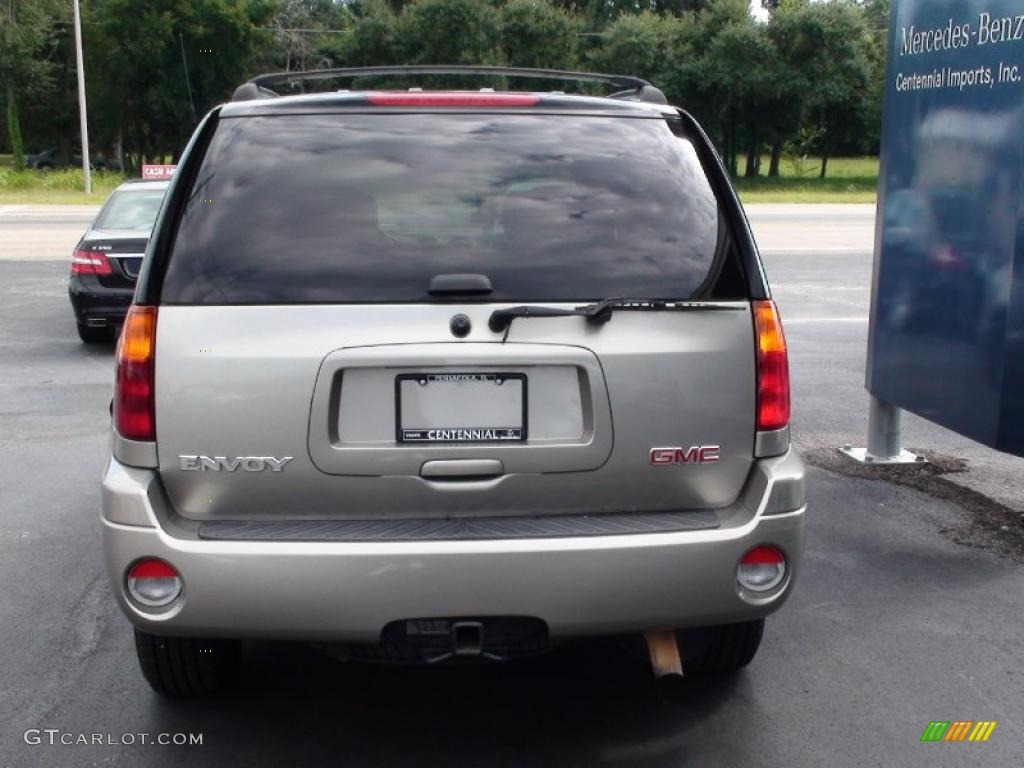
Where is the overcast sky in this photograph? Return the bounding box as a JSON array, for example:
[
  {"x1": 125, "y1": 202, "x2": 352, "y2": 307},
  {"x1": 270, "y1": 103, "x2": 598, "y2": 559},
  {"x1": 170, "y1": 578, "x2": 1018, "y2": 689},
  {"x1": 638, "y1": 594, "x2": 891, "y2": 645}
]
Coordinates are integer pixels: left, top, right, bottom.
[{"x1": 750, "y1": 1, "x2": 770, "y2": 22}]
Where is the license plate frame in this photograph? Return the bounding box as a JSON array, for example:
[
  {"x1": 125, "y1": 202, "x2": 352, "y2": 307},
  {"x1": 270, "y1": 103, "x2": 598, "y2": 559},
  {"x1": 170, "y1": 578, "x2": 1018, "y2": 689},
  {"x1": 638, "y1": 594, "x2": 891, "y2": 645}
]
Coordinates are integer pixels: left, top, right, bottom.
[{"x1": 395, "y1": 372, "x2": 528, "y2": 444}]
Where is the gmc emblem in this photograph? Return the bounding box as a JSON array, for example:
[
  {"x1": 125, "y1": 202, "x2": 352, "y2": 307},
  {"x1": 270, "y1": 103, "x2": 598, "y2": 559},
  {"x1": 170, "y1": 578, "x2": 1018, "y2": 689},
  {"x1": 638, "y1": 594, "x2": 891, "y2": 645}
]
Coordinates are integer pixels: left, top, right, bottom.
[{"x1": 649, "y1": 446, "x2": 721, "y2": 466}]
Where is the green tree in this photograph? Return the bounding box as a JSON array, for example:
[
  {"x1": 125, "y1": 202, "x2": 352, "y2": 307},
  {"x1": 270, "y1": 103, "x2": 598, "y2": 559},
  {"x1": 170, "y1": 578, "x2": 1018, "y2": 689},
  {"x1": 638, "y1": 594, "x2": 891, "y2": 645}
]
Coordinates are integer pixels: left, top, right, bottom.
[
  {"x1": 588, "y1": 12, "x2": 684, "y2": 91},
  {"x1": 761, "y1": 1, "x2": 872, "y2": 177},
  {"x1": 0, "y1": 0, "x2": 60, "y2": 168},
  {"x1": 769, "y1": 0, "x2": 873, "y2": 177},
  {"x1": 341, "y1": 0, "x2": 401, "y2": 67},
  {"x1": 686, "y1": 0, "x2": 771, "y2": 175},
  {"x1": 499, "y1": 0, "x2": 579, "y2": 70},
  {"x1": 396, "y1": 0, "x2": 502, "y2": 66},
  {"x1": 85, "y1": 0, "x2": 274, "y2": 171},
  {"x1": 580, "y1": 0, "x2": 707, "y2": 30},
  {"x1": 262, "y1": 0, "x2": 355, "y2": 73}
]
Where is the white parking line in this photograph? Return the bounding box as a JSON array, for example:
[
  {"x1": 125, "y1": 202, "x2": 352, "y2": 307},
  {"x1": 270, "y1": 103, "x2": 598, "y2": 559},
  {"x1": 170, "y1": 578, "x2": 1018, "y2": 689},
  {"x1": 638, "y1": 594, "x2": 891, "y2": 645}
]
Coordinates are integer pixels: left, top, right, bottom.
[
  {"x1": 760, "y1": 248, "x2": 873, "y2": 255},
  {"x1": 0, "y1": 205, "x2": 99, "y2": 220},
  {"x1": 785, "y1": 317, "x2": 870, "y2": 324}
]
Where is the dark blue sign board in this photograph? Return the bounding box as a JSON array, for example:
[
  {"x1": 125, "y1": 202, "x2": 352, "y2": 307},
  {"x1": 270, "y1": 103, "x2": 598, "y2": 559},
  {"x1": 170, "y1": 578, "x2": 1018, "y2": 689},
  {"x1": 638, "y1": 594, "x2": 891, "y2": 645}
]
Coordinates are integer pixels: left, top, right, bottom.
[{"x1": 868, "y1": 0, "x2": 1024, "y2": 456}]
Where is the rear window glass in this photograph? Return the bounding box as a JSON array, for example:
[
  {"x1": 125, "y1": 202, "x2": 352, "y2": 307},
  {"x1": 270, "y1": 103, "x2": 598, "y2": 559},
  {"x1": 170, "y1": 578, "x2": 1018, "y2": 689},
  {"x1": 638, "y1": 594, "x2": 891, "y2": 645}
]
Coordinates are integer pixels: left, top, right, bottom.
[
  {"x1": 95, "y1": 189, "x2": 166, "y2": 230},
  {"x1": 162, "y1": 113, "x2": 720, "y2": 304}
]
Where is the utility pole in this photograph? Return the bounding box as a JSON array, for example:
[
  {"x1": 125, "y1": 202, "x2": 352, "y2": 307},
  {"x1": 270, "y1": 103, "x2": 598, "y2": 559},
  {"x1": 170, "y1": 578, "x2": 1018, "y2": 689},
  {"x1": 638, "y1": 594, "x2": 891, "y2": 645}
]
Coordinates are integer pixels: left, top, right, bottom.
[
  {"x1": 72, "y1": 0, "x2": 92, "y2": 194},
  {"x1": 179, "y1": 33, "x2": 197, "y2": 125}
]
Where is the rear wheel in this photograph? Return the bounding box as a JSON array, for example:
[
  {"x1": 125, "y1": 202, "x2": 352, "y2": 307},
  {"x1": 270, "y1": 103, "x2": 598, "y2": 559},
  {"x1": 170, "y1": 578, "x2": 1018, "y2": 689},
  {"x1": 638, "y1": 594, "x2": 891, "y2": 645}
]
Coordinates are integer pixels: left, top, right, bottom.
[
  {"x1": 134, "y1": 629, "x2": 241, "y2": 697},
  {"x1": 679, "y1": 618, "x2": 765, "y2": 674},
  {"x1": 77, "y1": 323, "x2": 112, "y2": 344}
]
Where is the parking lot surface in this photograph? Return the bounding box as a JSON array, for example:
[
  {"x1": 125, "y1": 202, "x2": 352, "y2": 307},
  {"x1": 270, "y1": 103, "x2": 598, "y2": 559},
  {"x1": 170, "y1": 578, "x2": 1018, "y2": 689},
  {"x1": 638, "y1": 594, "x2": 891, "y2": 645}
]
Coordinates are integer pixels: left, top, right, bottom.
[{"x1": 0, "y1": 207, "x2": 1021, "y2": 767}]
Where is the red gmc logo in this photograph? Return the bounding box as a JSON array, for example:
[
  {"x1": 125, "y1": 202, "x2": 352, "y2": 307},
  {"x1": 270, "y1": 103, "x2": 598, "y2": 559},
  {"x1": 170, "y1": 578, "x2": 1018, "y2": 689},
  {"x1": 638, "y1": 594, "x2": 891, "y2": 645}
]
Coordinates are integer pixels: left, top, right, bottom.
[{"x1": 649, "y1": 446, "x2": 721, "y2": 466}]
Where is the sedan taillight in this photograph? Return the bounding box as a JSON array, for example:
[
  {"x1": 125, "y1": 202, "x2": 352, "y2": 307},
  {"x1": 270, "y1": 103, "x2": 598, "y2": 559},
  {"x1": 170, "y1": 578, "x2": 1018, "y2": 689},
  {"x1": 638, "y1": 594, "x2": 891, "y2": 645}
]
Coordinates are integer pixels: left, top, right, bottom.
[{"x1": 71, "y1": 249, "x2": 113, "y2": 276}]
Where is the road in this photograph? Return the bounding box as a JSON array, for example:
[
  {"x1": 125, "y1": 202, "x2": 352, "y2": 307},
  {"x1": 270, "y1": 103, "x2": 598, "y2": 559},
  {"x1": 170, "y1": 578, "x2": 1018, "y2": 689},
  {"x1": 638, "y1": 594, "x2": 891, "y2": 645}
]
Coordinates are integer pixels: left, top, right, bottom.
[
  {"x1": 0, "y1": 202, "x2": 882, "y2": 260},
  {"x1": 0, "y1": 206, "x2": 1021, "y2": 767}
]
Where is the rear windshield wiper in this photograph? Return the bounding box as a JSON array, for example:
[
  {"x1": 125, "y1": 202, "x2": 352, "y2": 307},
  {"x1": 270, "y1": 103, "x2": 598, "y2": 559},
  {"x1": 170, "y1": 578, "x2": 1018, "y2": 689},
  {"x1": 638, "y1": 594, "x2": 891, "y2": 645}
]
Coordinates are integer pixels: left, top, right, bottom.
[{"x1": 488, "y1": 298, "x2": 743, "y2": 334}]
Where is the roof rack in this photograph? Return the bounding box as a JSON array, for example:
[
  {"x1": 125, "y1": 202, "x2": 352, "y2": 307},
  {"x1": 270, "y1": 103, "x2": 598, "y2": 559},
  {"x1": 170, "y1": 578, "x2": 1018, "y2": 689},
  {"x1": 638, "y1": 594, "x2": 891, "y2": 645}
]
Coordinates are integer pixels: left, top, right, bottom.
[{"x1": 232, "y1": 65, "x2": 668, "y2": 105}]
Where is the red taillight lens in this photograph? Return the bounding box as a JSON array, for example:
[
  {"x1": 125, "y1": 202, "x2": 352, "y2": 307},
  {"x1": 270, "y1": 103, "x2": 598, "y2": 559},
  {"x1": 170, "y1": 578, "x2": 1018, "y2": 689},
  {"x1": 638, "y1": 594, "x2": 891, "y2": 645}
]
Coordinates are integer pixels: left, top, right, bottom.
[
  {"x1": 753, "y1": 300, "x2": 790, "y2": 432},
  {"x1": 114, "y1": 305, "x2": 157, "y2": 442},
  {"x1": 366, "y1": 92, "x2": 540, "y2": 107},
  {"x1": 127, "y1": 559, "x2": 182, "y2": 607},
  {"x1": 71, "y1": 249, "x2": 113, "y2": 275},
  {"x1": 737, "y1": 546, "x2": 786, "y2": 592}
]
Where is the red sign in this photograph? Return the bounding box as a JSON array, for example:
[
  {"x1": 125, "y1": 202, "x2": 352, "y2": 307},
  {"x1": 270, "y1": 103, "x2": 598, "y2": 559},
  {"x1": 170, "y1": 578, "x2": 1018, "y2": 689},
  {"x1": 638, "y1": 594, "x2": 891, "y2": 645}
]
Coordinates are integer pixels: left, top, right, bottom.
[{"x1": 141, "y1": 164, "x2": 176, "y2": 181}]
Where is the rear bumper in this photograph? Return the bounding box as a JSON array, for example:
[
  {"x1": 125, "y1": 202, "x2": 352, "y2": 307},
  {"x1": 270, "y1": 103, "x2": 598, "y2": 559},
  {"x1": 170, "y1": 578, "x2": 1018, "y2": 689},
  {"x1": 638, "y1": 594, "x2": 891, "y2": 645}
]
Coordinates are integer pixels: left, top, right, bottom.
[
  {"x1": 101, "y1": 452, "x2": 806, "y2": 642},
  {"x1": 68, "y1": 277, "x2": 133, "y2": 326}
]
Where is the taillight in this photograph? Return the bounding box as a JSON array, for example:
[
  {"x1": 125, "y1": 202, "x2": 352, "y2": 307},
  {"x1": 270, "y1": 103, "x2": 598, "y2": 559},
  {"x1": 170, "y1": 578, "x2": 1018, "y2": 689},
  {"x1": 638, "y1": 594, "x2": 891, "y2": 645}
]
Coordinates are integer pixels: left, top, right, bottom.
[
  {"x1": 71, "y1": 249, "x2": 113, "y2": 276},
  {"x1": 114, "y1": 306, "x2": 157, "y2": 442},
  {"x1": 753, "y1": 300, "x2": 790, "y2": 432},
  {"x1": 366, "y1": 92, "x2": 540, "y2": 107}
]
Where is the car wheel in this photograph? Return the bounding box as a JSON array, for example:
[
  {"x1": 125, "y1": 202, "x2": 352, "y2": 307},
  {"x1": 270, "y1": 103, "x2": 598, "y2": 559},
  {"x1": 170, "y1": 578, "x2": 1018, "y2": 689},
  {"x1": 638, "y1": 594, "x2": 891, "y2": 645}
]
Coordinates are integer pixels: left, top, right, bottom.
[
  {"x1": 679, "y1": 618, "x2": 765, "y2": 674},
  {"x1": 76, "y1": 323, "x2": 113, "y2": 343},
  {"x1": 134, "y1": 629, "x2": 241, "y2": 697}
]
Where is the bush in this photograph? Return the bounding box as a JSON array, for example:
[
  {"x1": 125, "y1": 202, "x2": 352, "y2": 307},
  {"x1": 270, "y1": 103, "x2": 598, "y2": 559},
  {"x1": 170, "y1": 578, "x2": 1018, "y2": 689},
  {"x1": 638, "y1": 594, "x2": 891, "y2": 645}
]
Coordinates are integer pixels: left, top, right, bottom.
[
  {"x1": 0, "y1": 169, "x2": 35, "y2": 190},
  {"x1": 0, "y1": 168, "x2": 125, "y2": 194}
]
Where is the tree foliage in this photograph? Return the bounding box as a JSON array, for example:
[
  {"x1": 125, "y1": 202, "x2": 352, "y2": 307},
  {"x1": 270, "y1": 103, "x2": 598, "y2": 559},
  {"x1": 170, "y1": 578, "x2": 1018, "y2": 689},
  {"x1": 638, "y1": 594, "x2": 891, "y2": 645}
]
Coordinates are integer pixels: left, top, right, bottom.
[
  {"x1": 0, "y1": 0, "x2": 61, "y2": 168},
  {"x1": 82, "y1": 0, "x2": 274, "y2": 171},
  {"x1": 4, "y1": 0, "x2": 888, "y2": 179},
  {"x1": 499, "y1": 0, "x2": 580, "y2": 70}
]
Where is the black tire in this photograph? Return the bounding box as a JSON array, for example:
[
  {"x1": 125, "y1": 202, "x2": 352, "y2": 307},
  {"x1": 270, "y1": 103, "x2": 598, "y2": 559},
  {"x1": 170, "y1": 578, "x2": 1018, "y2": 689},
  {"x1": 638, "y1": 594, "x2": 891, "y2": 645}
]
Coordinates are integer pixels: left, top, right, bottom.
[
  {"x1": 134, "y1": 629, "x2": 241, "y2": 697},
  {"x1": 77, "y1": 323, "x2": 113, "y2": 344},
  {"x1": 680, "y1": 618, "x2": 765, "y2": 674}
]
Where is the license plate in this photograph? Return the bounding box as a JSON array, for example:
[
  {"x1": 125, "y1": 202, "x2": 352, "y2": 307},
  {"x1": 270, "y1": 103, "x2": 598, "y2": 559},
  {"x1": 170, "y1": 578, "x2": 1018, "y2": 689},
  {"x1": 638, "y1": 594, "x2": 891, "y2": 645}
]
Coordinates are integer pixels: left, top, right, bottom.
[{"x1": 396, "y1": 373, "x2": 527, "y2": 443}]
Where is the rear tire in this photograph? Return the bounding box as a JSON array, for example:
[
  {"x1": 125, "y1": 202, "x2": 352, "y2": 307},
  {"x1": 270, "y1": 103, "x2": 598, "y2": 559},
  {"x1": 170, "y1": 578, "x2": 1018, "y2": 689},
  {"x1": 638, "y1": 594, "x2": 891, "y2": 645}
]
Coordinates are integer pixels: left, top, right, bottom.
[
  {"x1": 134, "y1": 629, "x2": 241, "y2": 697},
  {"x1": 77, "y1": 323, "x2": 112, "y2": 344},
  {"x1": 680, "y1": 618, "x2": 765, "y2": 674}
]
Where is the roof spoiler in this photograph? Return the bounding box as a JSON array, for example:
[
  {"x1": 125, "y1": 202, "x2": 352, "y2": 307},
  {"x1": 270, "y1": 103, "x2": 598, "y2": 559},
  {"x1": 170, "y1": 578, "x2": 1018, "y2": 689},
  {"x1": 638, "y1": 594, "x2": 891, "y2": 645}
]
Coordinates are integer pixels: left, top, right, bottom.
[{"x1": 231, "y1": 65, "x2": 668, "y2": 105}]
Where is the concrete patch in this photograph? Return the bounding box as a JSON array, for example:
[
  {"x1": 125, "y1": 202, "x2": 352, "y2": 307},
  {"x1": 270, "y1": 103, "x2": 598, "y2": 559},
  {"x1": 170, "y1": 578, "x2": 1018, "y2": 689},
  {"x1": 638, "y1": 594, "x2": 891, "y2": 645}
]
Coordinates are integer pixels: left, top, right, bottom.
[{"x1": 805, "y1": 447, "x2": 1024, "y2": 563}]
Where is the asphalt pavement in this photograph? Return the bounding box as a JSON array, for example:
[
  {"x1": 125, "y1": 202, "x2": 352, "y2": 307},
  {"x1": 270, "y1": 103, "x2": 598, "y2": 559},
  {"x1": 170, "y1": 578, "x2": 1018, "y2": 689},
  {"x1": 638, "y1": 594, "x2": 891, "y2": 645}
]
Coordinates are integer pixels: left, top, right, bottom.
[{"x1": 0, "y1": 206, "x2": 1021, "y2": 767}]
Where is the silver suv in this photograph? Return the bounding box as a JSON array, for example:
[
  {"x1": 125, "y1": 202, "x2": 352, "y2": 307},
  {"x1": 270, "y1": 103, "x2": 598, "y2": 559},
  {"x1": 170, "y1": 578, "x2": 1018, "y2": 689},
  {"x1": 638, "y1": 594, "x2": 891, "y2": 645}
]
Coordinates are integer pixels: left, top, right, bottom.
[{"x1": 102, "y1": 67, "x2": 805, "y2": 696}]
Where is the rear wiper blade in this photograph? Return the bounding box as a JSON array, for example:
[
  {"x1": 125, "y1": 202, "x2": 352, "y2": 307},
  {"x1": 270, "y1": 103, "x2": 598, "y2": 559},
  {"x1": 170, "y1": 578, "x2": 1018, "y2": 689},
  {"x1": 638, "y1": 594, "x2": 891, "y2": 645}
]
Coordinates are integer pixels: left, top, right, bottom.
[{"x1": 488, "y1": 298, "x2": 742, "y2": 333}]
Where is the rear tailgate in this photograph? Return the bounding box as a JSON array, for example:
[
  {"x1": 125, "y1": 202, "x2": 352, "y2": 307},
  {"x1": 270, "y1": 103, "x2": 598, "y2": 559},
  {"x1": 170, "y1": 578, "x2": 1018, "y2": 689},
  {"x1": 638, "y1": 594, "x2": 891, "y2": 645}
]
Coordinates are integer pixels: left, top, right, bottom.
[{"x1": 154, "y1": 304, "x2": 754, "y2": 520}]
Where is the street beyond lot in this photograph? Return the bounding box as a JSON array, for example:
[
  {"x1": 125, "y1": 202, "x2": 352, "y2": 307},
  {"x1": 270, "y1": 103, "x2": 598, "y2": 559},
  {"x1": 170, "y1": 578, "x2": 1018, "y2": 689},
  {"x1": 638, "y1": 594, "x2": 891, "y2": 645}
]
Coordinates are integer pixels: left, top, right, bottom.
[{"x1": 0, "y1": 207, "x2": 1021, "y2": 767}]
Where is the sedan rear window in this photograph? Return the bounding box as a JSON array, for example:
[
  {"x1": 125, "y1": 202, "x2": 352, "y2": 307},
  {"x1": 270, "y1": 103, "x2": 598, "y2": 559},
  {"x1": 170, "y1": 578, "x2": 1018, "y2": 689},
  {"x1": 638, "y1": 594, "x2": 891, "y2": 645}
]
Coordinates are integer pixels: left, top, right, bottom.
[
  {"x1": 95, "y1": 189, "x2": 166, "y2": 231},
  {"x1": 161, "y1": 113, "x2": 721, "y2": 304}
]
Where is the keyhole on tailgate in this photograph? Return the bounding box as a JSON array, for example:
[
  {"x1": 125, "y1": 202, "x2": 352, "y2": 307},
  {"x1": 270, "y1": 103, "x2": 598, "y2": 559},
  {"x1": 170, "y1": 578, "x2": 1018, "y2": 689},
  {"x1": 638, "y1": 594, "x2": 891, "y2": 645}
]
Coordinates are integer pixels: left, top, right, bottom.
[{"x1": 450, "y1": 313, "x2": 472, "y2": 338}]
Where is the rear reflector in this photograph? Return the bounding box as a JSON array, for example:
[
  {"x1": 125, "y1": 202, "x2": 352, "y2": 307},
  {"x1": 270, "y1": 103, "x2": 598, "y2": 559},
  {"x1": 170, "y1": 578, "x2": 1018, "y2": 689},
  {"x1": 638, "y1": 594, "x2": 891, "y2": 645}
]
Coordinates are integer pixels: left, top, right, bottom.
[
  {"x1": 753, "y1": 300, "x2": 790, "y2": 432},
  {"x1": 71, "y1": 249, "x2": 113, "y2": 276},
  {"x1": 367, "y1": 92, "x2": 540, "y2": 107},
  {"x1": 737, "y1": 546, "x2": 786, "y2": 592},
  {"x1": 114, "y1": 306, "x2": 157, "y2": 442},
  {"x1": 127, "y1": 559, "x2": 182, "y2": 607}
]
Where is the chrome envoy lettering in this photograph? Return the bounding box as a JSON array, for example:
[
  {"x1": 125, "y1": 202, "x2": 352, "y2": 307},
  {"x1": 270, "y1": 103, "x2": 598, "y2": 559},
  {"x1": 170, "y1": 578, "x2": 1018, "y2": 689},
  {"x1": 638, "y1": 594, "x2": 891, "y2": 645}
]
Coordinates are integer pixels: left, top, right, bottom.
[{"x1": 179, "y1": 456, "x2": 293, "y2": 472}]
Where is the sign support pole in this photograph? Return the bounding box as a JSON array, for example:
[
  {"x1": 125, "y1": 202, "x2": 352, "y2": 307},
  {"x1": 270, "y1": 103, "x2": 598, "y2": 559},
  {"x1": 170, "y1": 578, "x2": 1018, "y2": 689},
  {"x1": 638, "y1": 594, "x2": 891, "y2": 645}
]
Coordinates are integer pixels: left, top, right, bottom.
[
  {"x1": 841, "y1": 396, "x2": 924, "y2": 465},
  {"x1": 73, "y1": 0, "x2": 91, "y2": 195}
]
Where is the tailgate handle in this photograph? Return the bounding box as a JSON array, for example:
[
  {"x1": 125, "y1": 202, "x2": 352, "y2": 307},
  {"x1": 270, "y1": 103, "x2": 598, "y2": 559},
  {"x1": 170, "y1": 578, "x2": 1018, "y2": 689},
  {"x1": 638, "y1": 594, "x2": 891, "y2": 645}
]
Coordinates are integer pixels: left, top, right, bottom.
[
  {"x1": 428, "y1": 273, "x2": 493, "y2": 296},
  {"x1": 420, "y1": 459, "x2": 504, "y2": 479}
]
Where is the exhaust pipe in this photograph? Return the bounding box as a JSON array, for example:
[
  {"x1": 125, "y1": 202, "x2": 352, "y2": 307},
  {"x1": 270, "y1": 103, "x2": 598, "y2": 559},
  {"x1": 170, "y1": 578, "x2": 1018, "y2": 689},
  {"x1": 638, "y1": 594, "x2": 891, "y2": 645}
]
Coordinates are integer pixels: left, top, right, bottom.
[{"x1": 643, "y1": 630, "x2": 683, "y2": 679}]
